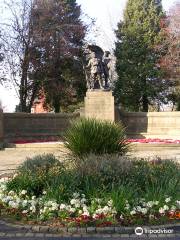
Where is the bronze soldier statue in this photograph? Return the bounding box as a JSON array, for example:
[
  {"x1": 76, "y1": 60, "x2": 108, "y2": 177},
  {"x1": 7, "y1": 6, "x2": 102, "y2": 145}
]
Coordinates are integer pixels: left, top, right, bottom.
[
  {"x1": 87, "y1": 52, "x2": 104, "y2": 89},
  {"x1": 103, "y1": 51, "x2": 111, "y2": 89},
  {"x1": 83, "y1": 45, "x2": 112, "y2": 90}
]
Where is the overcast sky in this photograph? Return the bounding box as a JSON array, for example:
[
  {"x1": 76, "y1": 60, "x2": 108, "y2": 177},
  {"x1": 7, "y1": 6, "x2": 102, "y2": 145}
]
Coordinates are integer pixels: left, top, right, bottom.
[{"x1": 0, "y1": 0, "x2": 179, "y2": 112}]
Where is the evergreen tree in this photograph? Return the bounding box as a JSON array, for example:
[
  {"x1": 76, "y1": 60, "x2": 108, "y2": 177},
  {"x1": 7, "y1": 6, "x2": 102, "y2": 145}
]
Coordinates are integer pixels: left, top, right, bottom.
[{"x1": 115, "y1": 0, "x2": 167, "y2": 112}]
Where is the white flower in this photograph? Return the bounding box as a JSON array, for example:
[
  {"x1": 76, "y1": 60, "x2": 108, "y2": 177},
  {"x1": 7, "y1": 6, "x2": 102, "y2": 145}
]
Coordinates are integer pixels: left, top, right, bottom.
[
  {"x1": 163, "y1": 205, "x2": 169, "y2": 211},
  {"x1": 171, "y1": 205, "x2": 176, "y2": 211},
  {"x1": 159, "y1": 208, "x2": 165, "y2": 214},
  {"x1": 9, "y1": 201, "x2": 19, "y2": 208},
  {"x1": 52, "y1": 206, "x2": 58, "y2": 211},
  {"x1": 130, "y1": 210, "x2": 136, "y2": 215},
  {"x1": 30, "y1": 206, "x2": 36, "y2": 213},
  {"x1": 22, "y1": 210, "x2": 28, "y2": 214},
  {"x1": 81, "y1": 198, "x2": 86, "y2": 204},
  {"x1": 73, "y1": 192, "x2": 80, "y2": 198},
  {"x1": 9, "y1": 191, "x2": 15, "y2": 196},
  {"x1": 147, "y1": 201, "x2": 154, "y2": 208},
  {"x1": 43, "y1": 191, "x2": 47, "y2": 195},
  {"x1": 75, "y1": 203, "x2": 80, "y2": 208},
  {"x1": 60, "y1": 204, "x2": 66, "y2": 210},
  {"x1": 107, "y1": 200, "x2": 113, "y2": 207},
  {"x1": 21, "y1": 190, "x2": 27, "y2": 195},
  {"x1": 83, "y1": 206, "x2": 88, "y2": 212},
  {"x1": 112, "y1": 208, "x2": 117, "y2": 214},
  {"x1": 103, "y1": 206, "x2": 110, "y2": 213},
  {"x1": 96, "y1": 208, "x2": 103, "y2": 214},
  {"x1": 69, "y1": 207, "x2": 76, "y2": 213},
  {"x1": 165, "y1": 197, "x2": 171, "y2": 203},
  {"x1": 141, "y1": 208, "x2": 147, "y2": 214},
  {"x1": 149, "y1": 214, "x2": 154, "y2": 219},
  {"x1": 136, "y1": 206, "x2": 142, "y2": 212},
  {"x1": 125, "y1": 204, "x2": 130, "y2": 210},
  {"x1": 22, "y1": 200, "x2": 28, "y2": 207},
  {"x1": 70, "y1": 199, "x2": 78, "y2": 205}
]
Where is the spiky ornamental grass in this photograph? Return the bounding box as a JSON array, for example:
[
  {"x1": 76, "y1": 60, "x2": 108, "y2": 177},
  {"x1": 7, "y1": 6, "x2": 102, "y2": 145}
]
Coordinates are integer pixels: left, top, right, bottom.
[{"x1": 64, "y1": 118, "x2": 129, "y2": 157}]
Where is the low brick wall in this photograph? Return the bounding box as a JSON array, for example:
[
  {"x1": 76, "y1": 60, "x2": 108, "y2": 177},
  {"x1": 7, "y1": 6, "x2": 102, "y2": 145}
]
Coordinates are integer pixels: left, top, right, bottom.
[
  {"x1": 1, "y1": 109, "x2": 180, "y2": 143},
  {"x1": 116, "y1": 109, "x2": 180, "y2": 139},
  {"x1": 3, "y1": 113, "x2": 79, "y2": 143}
]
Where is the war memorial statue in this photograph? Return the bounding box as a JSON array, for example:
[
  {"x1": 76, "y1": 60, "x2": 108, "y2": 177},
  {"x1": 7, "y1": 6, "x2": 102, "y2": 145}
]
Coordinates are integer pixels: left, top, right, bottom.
[
  {"x1": 83, "y1": 45, "x2": 115, "y2": 122},
  {"x1": 83, "y1": 45, "x2": 113, "y2": 90}
]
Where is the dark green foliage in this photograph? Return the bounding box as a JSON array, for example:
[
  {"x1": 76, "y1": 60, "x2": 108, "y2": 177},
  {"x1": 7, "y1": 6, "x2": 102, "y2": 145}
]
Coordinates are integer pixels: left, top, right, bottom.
[
  {"x1": 64, "y1": 118, "x2": 129, "y2": 156},
  {"x1": 134, "y1": 160, "x2": 180, "y2": 200},
  {"x1": 18, "y1": 154, "x2": 61, "y2": 173},
  {"x1": 115, "y1": 0, "x2": 168, "y2": 111},
  {"x1": 6, "y1": 154, "x2": 64, "y2": 196}
]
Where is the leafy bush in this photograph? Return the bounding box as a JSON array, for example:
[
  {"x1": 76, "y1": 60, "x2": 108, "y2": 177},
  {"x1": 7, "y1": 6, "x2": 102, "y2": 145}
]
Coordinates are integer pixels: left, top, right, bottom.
[
  {"x1": 131, "y1": 159, "x2": 180, "y2": 201},
  {"x1": 74, "y1": 154, "x2": 133, "y2": 185},
  {"x1": 64, "y1": 118, "x2": 129, "y2": 157},
  {"x1": 18, "y1": 154, "x2": 61, "y2": 173},
  {"x1": 6, "y1": 154, "x2": 64, "y2": 196}
]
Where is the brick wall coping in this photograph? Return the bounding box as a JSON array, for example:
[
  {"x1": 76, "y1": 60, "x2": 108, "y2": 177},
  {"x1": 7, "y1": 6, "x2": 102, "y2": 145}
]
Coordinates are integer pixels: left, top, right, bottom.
[
  {"x1": 120, "y1": 111, "x2": 180, "y2": 117},
  {"x1": 3, "y1": 112, "x2": 79, "y2": 118}
]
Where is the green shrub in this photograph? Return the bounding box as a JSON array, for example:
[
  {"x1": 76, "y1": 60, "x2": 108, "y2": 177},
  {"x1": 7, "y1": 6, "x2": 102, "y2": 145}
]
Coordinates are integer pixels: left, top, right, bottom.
[
  {"x1": 64, "y1": 118, "x2": 129, "y2": 157},
  {"x1": 130, "y1": 159, "x2": 180, "y2": 200},
  {"x1": 7, "y1": 154, "x2": 64, "y2": 196},
  {"x1": 74, "y1": 154, "x2": 133, "y2": 185},
  {"x1": 18, "y1": 154, "x2": 61, "y2": 173}
]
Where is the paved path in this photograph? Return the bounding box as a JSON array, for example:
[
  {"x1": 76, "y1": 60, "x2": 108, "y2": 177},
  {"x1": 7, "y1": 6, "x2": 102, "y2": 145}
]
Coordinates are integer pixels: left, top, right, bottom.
[
  {"x1": 0, "y1": 142, "x2": 180, "y2": 175},
  {"x1": 0, "y1": 220, "x2": 180, "y2": 240},
  {"x1": 0, "y1": 143, "x2": 67, "y2": 175}
]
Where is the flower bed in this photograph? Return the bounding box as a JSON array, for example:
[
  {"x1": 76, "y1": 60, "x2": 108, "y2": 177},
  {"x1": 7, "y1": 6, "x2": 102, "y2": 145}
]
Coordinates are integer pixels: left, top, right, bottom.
[
  {"x1": 12, "y1": 138, "x2": 180, "y2": 145},
  {"x1": 127, "y1": 138, "x2": 180, "y2": 144},
  {"x1": 0, "y1": 174, "x2": 179, "y2": 227}
]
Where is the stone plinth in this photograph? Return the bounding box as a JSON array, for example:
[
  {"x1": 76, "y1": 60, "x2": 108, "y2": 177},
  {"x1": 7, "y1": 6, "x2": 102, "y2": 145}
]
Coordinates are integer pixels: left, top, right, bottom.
[
  {"x1": 0, "y1": 109, "x2": 3, "y2": 147},
  {"x1": 84, "y1": 90, "x2": 114, "y2": 121}
]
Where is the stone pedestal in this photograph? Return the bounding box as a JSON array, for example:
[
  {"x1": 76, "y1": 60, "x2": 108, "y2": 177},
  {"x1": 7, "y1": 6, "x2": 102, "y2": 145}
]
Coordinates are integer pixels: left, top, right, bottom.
[
  {"x1": 84, "y1": 90, "x2": 114, "y2": 121},
  {"x1": 0, "y1": 109, "x2": 3, "y2": 147}
]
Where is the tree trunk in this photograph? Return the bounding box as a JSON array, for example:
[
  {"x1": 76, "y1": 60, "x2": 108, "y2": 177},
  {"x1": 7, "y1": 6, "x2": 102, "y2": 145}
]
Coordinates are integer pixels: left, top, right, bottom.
[
  {"x1": 19, "y1": 47, "x2": 30, "y2": 112},
  {"x1": 142, "y1": 94, "x2": 148, "y2": 112},
  {"x1": 53, "y1": 97, "x2": 60, "y2": 113}
]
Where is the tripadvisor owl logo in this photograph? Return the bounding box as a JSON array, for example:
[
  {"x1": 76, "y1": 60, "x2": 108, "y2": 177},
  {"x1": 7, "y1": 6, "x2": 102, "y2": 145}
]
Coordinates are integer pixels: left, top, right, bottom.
[
  {"x1": 135, "y1": 227, "x2": 144, "y2": 235},
  {"x1": 135, "y1": 227, "x2": 174, "y2": 235}
]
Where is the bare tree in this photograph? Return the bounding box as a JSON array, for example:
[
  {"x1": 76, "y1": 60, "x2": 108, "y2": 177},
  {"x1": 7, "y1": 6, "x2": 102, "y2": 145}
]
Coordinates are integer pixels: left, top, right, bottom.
[{"x1": 0, "y1": 0, "x2": 40, "y2": 112}]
